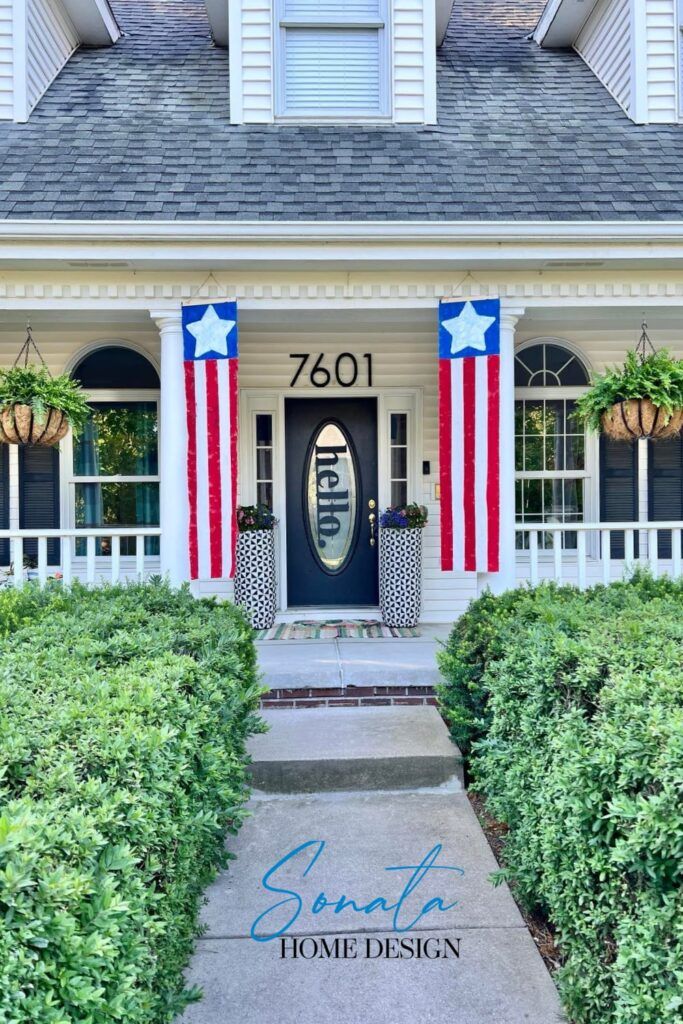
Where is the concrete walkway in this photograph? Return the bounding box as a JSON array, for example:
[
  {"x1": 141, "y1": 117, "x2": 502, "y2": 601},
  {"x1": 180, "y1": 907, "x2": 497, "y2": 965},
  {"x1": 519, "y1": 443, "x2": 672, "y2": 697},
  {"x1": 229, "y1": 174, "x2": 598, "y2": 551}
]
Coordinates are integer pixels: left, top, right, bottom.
[
  {"x1": 179, "y1": 707, "x2": 564, "y2": 1024},
  {"x1": 257, "y1": 625, "x2": 450, "y2": 691}
]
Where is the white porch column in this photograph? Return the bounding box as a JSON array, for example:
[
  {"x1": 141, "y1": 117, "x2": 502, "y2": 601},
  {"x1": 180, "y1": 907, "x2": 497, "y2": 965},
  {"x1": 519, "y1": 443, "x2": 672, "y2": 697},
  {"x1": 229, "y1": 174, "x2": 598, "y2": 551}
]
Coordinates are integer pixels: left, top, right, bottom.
[
  {"x1": 151, "y1": 309, "x2": 189, "y2": 587},
  {"x1": 488, "y1": 305, "x2": 525, "y2": 595}
]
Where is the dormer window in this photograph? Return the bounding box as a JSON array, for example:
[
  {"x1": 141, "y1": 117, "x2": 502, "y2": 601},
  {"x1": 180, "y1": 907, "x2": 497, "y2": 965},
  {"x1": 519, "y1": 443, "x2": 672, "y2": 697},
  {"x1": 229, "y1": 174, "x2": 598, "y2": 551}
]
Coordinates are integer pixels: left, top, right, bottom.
[
  {"x1": 219, "y1": 0, "x2": 440, "y2": 125},
  {"x1": 275, "y1": 0, "x2": 389, "y2": 118}
]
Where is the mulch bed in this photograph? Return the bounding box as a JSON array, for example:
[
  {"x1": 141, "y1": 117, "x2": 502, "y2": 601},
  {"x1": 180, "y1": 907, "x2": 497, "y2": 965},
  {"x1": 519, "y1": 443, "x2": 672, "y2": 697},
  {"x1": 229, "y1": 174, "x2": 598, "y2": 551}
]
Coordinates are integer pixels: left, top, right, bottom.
[{"x1": 467, "y1": 791, "x2": 564, "y2": 976}]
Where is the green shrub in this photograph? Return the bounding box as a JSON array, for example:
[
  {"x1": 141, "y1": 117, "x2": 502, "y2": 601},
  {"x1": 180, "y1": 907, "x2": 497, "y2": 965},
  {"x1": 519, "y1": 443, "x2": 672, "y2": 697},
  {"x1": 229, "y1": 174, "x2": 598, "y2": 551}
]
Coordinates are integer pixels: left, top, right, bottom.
[
  {"x1": 437, "y1": 577, "x2": 683, "y2": 1024},
  {"x1": 0, "y1": 582, "x2": 264, "y2": 1024}
]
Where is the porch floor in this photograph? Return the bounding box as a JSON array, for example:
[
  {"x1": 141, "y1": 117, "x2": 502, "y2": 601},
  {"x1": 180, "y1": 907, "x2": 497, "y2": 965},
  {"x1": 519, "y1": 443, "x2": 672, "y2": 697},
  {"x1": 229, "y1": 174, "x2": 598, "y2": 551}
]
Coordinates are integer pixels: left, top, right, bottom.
[{"x1": 257, "y1": 624, "x2": 449, "y2": 701}]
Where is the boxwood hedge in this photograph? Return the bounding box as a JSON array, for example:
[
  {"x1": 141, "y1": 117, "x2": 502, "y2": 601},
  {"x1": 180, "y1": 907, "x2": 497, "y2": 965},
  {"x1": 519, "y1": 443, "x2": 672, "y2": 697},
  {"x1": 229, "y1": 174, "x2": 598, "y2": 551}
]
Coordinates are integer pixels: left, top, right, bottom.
[
  {"x1": 0, "y1": 581, "x2": 263, "y2": 1024},
  {"x1": 437, "y1": 576, "x2": 683, "y2": 1024}
]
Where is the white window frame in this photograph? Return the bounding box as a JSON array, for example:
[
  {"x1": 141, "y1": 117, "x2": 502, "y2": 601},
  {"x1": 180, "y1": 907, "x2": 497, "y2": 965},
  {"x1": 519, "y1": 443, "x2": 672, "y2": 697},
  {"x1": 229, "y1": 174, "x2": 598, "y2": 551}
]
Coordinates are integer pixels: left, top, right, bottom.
[
  {"x1": 62, "y1": 388, "x2": 161, "y2": 550},
  {"x1": 274, "y1": 0, "x2": 392, "y2": 121},
  {"x1": 514, "y1": 342, "x2": 598, "y2": 555}
]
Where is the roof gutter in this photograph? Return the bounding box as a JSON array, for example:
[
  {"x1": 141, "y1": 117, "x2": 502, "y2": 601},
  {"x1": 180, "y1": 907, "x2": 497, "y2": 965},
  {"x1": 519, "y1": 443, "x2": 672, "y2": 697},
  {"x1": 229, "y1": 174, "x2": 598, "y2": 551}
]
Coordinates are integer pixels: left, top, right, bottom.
[
  {"x1": 1, "y1": 219, "x2": 683, "y2": 268},
  {"x1": 0, "y1": 219, "x2": 683, "y2": 243}
]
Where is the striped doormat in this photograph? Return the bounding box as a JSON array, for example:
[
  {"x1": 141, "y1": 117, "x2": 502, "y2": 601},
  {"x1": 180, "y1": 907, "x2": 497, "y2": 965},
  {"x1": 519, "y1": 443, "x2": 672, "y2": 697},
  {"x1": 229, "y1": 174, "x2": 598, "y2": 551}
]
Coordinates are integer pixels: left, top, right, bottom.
[{"x1": 255, "y1": 619, "x2": 420, "y2": 640}]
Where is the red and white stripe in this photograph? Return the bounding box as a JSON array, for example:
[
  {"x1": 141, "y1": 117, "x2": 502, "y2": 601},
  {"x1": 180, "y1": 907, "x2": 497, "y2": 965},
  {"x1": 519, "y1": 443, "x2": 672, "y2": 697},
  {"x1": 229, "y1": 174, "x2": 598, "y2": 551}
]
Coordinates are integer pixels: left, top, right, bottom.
[
  {"x1": 439, "y1": 353, "x2": 500, "y2": 573},
  {"x1": 184, "y1": 356, "x2": 238, "y2": 580}
]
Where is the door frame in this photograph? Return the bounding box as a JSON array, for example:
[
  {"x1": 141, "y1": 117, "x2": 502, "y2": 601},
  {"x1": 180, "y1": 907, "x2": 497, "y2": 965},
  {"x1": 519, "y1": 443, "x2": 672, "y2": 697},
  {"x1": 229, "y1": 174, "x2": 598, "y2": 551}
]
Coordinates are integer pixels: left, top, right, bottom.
[{"x1": 240, "y1": 386, "x2": 423, "y2": 614}]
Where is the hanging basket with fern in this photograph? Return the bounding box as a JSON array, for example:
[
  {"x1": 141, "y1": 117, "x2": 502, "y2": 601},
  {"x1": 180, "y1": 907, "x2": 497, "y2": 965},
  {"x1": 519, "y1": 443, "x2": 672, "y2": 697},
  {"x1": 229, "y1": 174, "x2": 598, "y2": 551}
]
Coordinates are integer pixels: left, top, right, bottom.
[
  {"x1": 575, "y1": 339, "x2": 683, "y2": 443},
  {"x1": 600, "y1": 398, "x2": 683, "y2": 442},
  {"x1": 0, "y1": 328, "x2": 91, "y2": 447}
]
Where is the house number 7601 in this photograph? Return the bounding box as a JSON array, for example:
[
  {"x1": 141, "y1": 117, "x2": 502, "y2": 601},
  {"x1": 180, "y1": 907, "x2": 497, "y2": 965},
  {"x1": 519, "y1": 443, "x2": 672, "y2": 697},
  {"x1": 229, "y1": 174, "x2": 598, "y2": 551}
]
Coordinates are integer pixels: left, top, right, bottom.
[{"x1": 289, "y1": 353, "x2": 373, "y2": 388}]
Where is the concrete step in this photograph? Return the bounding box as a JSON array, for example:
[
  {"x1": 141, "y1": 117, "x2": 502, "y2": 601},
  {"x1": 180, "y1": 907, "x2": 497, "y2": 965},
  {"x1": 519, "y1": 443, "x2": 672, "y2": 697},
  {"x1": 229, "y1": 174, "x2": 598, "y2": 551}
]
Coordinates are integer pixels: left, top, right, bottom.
[
  {"x1": 256, "y1": 636, "x2": 445, "y2": 691},
  {"x1": 248, "y1": 705, "x2": 464, "y2": 793}
]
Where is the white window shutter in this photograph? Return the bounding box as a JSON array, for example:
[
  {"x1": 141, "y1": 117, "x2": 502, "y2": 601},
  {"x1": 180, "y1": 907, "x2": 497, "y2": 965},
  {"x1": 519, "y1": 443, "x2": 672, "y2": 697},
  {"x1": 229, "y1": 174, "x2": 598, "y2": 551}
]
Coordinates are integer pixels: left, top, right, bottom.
[{"x1": 283, "y1": 28, "x2": 382, "y2": 113}]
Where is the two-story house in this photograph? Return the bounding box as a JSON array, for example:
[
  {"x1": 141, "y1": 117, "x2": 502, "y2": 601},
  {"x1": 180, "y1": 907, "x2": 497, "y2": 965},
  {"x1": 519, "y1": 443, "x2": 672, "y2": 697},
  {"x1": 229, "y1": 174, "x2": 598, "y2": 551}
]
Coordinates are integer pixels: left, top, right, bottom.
[{"x1": 0, "y1": 0, "x2": 681, "y2": 620}]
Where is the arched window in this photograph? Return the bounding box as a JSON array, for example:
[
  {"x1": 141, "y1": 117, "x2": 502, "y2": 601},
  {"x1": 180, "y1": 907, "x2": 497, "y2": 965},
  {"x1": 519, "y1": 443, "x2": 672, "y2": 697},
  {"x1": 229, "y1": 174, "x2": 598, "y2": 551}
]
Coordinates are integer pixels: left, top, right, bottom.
[
  {"x1": 514, "y1": 342, "x2": 590, "y2": 549},
  {"x1": 515, "y1": 342, "x2": 589, "y2": 388},
  {"x1": 69, "y1": 346, "x2": 160, "y2": 556}
]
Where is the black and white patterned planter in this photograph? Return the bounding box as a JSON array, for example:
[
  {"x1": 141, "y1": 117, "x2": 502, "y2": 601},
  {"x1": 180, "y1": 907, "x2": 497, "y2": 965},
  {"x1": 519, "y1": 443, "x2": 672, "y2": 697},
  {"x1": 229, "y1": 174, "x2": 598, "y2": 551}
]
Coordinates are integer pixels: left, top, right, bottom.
[
  {"x1": 379, "y1": 527, "x2": 423, "y2": 628},
  {"x1": 234, "y1": 529, "x2": 277, "y2": 629}
]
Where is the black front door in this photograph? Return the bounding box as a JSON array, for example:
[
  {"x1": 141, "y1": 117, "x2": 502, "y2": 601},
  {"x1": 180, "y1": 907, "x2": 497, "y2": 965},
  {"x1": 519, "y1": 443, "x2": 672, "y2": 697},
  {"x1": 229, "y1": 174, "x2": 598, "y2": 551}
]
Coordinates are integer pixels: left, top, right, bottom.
[{"x1": 286, "y1": 397, "x2": 378, "y2": 607}]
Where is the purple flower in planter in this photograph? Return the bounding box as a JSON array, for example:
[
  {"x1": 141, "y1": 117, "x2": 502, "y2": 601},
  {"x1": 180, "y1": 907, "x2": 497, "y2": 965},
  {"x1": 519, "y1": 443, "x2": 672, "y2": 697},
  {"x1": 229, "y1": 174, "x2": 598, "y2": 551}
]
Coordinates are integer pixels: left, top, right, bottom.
[{"x1": 379, "y1": 503, "x2": 428, "y2": 530}]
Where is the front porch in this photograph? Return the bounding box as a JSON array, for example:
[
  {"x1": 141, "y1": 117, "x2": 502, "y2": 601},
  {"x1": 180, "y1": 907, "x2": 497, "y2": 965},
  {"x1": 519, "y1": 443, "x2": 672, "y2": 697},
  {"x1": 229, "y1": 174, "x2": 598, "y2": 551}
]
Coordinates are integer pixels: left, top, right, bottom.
[{"x1": 0, "y1": 278, "x2": 682, "y2": 618}]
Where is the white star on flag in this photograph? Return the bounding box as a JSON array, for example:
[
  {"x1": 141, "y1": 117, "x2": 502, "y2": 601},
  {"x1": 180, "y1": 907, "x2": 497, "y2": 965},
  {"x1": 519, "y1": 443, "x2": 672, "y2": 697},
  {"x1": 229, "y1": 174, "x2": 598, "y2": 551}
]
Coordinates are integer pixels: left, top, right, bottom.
[
  {"x1": 441, "y1": 301, "x2": 497, "y2": 355},
  {"x1": 186, "y1": 304, "x2": 236, "y2": 358}
]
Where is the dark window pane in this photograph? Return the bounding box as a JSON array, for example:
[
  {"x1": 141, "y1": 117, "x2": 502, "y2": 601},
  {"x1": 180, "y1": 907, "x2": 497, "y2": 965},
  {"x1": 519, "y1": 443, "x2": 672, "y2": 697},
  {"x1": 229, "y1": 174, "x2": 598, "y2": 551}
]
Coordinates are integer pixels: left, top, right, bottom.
[
  {"x1": 256, "y1": 414, "x2": 273, "y2": 445},
  {"x1": 391, "y1": 447, "x2": 407, "y2": 480},
  {"x1": 524, "y1": 436, "x2": 543, "y2": 471},
  {"x1": 515, "y1": 479, "x2": 523, "y2": 517},
  {"x1": 257, "y1": 481, "x2": 273, "y2": 510},
  {"x1": 560, "y1": 358, "x2": 589, "y2": 386},
  {"x1": 565, "y1": 434, "x2": 585, "y2": 471},
  {"x1": 515, "y1": 437, "x2": 523, "y2": 471},
  {"x1": 74, "y1": 403, "x2": 158, "y2": 476},
  {"x1": 514, "y1": 402, "x2": 525, "y2": 433},
  {"x1": 74, "y1": 483, "x2": 159, "y2": 556},
  {"x1": 524, "y1": 479, "x2": 542, "y2": 518},
  {"x1": 515, "y1": 345, "x2": 543, "y2": 386},
  {"x1": 564, "y1": 480, "x2": 583, "y2": 518},
  {"x1": 565, "y1": 400, "x2": 581, "y2": 432},
  {"x1": 73, "y1": 347, "x2": 159, "y2": 389},
  {"x1": 545, "y1": 479, "x2": 565, "y2": 521},
  {"x1": 390, "y1": 414, "x2": 407, "y2": 445},
  {"x1": 391, "y1": 481, "x2": 408, "y2": 506},
  {"x1": 523, "y1": 402, "x2": 544, "y2": 436},
  {"x1": 515, "y1": 344, "x2": 588, "y2": 388},
  {"x1": 257, "y1": 447, "x2": 273, "y2": 481},
  {"x1": 545, "y1": 435, "x2": 564, "y2": 471},
  {"x1": 546, "y1": 399, "x2": 565, "y2": 435}
]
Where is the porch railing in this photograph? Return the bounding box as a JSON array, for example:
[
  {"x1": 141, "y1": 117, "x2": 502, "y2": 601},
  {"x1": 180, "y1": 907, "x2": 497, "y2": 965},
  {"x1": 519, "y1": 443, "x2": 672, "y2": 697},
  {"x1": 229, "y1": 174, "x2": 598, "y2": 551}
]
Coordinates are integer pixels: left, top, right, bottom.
[
  {"x1": 516, "y1": 521, "x2": 683, "y2": 589},
  {"x1": 0, "y1": 528, "x2": 162, "y2": 588}
]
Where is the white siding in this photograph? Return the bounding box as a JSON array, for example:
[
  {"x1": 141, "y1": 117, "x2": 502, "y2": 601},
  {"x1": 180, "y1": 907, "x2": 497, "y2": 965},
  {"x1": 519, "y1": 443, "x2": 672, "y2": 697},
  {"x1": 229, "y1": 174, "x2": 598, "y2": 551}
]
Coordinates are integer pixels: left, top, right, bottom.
[
  {"x1": 393, "y1": 0, "x2": 425, "y2": 122},
  {"x1": 240, "y1": 0, "x2": 273, "y2": 123},
  {"x1": 646, "y1": 0, "x2": 678, "y2": 122},
  {"x1": 26, "y1": 0, "x2": 78, "y2": 113},
  {"x1": 0, "y1": 1, "x2": 13, "y2": 120},
  {"x1": 575, "y1": 0, "x2": 632, "y2": 115}
]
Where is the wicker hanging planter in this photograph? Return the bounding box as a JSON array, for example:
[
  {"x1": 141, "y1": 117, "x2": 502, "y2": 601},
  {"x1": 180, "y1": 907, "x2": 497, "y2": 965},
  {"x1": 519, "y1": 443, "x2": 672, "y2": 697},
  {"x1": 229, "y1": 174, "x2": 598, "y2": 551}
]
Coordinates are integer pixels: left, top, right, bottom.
[
  {"x1": 0, "y1": 325, "x2": 91, "y2": 447},
  {"x1": 601, "y1": 399, "x2": 683, "y2": 442},
  {"x1": 0, "y1": 404, "x2": 70, "y2": 446},
  {"x1": 576, "y1": 322, "x2": 683, "y2": 444}
]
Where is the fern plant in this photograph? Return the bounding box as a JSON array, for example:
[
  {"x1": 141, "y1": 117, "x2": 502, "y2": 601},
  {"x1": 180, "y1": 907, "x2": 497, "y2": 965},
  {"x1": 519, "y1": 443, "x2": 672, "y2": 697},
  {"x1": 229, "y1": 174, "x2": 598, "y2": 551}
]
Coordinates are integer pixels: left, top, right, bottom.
[
  {"x1": 0, "y1": 365, "x2": 92, "y2": 434},
  {"x1": 574, "y1": 350, "x2": 683, "y2": 431}
]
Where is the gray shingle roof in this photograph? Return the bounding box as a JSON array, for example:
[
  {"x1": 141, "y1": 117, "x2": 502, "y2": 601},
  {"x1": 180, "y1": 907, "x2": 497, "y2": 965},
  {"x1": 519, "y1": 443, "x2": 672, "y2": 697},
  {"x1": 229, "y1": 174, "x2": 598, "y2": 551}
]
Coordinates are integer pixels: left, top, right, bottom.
[{"x1": 1, "y1": 0, "x2": 682, "y2": 220}]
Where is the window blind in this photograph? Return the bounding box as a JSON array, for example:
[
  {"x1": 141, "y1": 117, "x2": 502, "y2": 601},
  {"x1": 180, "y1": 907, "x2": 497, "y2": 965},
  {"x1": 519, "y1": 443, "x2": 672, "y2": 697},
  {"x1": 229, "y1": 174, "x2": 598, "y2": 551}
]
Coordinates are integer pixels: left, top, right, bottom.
[
  {"x1": 283, "y1": 28, "x2": 381, "y2": 113},
  {"x1": 283, "y1": 0, "x2": 381, "y2": 20}
]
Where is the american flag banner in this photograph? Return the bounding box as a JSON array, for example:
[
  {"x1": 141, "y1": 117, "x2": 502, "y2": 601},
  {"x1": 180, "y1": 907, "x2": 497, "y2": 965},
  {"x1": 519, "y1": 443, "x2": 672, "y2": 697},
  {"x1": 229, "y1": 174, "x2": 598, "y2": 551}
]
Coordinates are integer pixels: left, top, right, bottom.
[
  {"x1": 439, "y1": 298, "x2": 501, "y2": 574},
  {"x1": 182, "y1": 301, "x2": 239, "y2": 581}
]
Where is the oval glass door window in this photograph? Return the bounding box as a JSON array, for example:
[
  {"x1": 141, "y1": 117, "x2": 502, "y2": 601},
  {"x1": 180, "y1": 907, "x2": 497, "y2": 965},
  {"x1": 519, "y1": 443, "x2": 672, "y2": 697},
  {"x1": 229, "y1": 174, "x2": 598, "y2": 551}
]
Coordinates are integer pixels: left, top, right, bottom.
[{"x1": 305, "y1": 421, "x2": 358, "y2": 574}]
